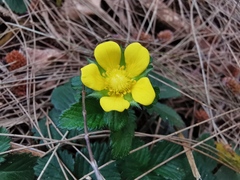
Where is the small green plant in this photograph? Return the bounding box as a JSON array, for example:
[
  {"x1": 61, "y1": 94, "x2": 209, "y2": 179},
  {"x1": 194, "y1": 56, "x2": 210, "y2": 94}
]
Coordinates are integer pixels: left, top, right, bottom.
[
  {"x1": 1, "y1": 41, "x2": 239, "y2": 179},
  {"x1": 60, "y1": 41, "x2": 158, "y2": 159},
  {"x1": 57, "y1": 41, "x2": 183, "y2": 160},
  {"x1": 31, "y1": 41, "x2": 239, "y2": 179}
]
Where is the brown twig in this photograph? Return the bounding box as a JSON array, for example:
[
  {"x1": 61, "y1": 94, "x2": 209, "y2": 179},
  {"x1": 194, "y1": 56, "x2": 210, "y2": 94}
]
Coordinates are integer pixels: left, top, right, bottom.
[
  {"x1": 82, "y1": 85, "x2": 103, "y2": 180},
  {"x1": 178, "y1": 133, "x2": 201, "y2": 180}
]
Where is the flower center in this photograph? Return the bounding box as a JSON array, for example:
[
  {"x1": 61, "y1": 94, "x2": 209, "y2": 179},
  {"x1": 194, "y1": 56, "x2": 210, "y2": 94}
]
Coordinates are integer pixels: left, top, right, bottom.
[{"x1": 104, "y1": 66, "x2": 135, "y2": 96}]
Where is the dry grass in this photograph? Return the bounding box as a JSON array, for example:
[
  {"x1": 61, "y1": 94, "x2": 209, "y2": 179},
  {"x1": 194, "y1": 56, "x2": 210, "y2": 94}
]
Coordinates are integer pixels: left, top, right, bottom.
[{"x1": 0, "y1": 0, "x2": 240, "y2": 178}]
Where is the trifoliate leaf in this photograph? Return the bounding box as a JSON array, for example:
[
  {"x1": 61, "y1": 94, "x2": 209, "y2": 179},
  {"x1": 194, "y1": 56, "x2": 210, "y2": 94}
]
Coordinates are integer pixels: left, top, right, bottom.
[
  {"x1": 51, "y1": 81, "x2": 78, "y2": 112},
  {"x1": 0, "y1": 153, "x2": 38, "y2": 180},
  {"x1": 1, "y1": 0, "x2": 28, "y2": 13},
  {"x1": 0, "y1": 127, "x2": 11, "y2": 163},
  {"x1": 34, "y1": 150, "x2": 74, "y2": 180},
  {"x1": 148, "y1": 102, "x2": 185, "y2": 128},
  {"x1": 74, "y1": 142, "x2": 121, "y2": 179},
  {"x1": 110, "y1": 111, "x2": 136, "y2": 159},
  {"x1": 104, "y1": 110, "x2": 129, "y2": 131},
  {"x1": 59, "y1": 98, "x2": 105, "y2": 131},
  {"x1": 149, "y1": 71, "x2": 181, "y2": 99}
]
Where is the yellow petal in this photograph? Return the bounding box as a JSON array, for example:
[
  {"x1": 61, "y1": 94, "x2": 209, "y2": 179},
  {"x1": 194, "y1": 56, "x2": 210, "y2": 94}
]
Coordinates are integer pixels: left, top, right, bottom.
[
  {"x1": 125, "y1": 42, "x2": 150, "y2": 78},
  {"x1": 94, "y1": 41, "x2": 121, "y2": 70},
  {"x1": 81, "y1": 64, "x2": 105, "y2": 91},
  {"x1": 132, "y1": 77, "x2": 155, "y2": 105},
  {"x1": 100, "y1": 96, "x2": 130, "y2": 112}
]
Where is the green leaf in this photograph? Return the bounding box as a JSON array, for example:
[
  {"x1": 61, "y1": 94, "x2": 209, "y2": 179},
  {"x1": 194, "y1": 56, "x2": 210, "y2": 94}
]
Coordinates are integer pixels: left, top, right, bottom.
[
  {"x1": 71, "y1": 76, "x2": 93, "y2": 96},
  {"x1": 117, "y1": 139, "x2": 153, "y2": 180},
  {"x1": 74, "y1": 142, "x2": 121, "y2": 179},
  {"x1": 135, "y1": 67, "x2": 153, "y2": 81},
  {"x1": 117, "y1": 139, "x2": 190, "y2": 180},
  {"x1": 104, "y1": 110, "x2": 129, "y2": 131},
  {"x1": 51, "y1": 81, "x2": 78, "y2": 112},
  {"x1": 215, "y1": 166, "x2": 240, "y2": 180},
  {"x1": 1, "y1": 0, "x2": 28, "y2": 13},
  {"x1": 150, "y1": 141, "x2": 183, "y2": 163},
  {"x1": 197, "y1": 133, "x2": 215, "y2": 147},
  {"x1": 32, "y1": 78, "x2": 85, "y2": 141},
  {"x1": 149, "y1": 141, "x2": 188, "y2": 180},
  {"x1": 0, "y1": 127, "x2": 11, "y2": 163},
  {"x1": 59, "y1": 102, "x2": 84, "y2": 131},
  {"x1": 70, "y1": 76, "x2": 82, "y2": 101},
  {"x1": 59, "y1": 98, "x2": 105, "y2": 131},
  {"x1": 148, "y1": 102, "x2": 185, "y2": 128},
  {"x1": 193, "y1": 133, "x2": 218, "y2": 180},
  {"x1": 71, "y1": 76, "x2": 82, "y2": 90},
  {"x1": 33, "y1": 108, "x2": 82, "y2": 142},
  {"x1": 84, "y1": 98, "x2": 105, "y2": 129},
  {"x1": 149, "y1": 71, "x2": 181, "y2": 99},
  {"x1": 35, "y1": 109, "x2": 63, "y2": 141},
  {"x1": 110, "y1": 111, "x2": 136, "y2": 159},
  {"x1": 34, "y1": 150, "x2": 74, "y2": 180},
  {"x1": 154, "y1": 157, "x2": 188, "y2": 180},
  {"x1": 0, "y1": 153, "x2": 38, "y2": 180}
]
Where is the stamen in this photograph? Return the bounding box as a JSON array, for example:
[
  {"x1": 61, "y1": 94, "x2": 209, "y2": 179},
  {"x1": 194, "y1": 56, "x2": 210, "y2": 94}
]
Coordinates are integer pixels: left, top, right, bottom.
[{"x1": 104, "y1": 66, "x2": 135, "y2": 96}]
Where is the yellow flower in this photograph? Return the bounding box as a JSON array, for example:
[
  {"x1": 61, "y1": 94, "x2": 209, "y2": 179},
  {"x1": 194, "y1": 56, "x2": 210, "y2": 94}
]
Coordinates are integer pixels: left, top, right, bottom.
[{"x1": 81, "y1": 41, "x2": 155, "y2": 112}]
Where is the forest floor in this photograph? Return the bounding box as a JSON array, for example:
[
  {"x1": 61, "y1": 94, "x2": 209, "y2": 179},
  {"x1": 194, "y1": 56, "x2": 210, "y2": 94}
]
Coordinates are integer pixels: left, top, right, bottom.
[{"x1": 0, "y1": 0, "x2": 240, "y2": 179}]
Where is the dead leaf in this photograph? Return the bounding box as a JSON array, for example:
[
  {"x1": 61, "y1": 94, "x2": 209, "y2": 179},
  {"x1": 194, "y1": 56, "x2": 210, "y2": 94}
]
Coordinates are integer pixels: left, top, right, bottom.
[
  {"x1": 61, "y1": 0, "x2": 101, "y2": 20},
  {"x1": 216, "y1": 141, "x2": 240, "y2": 172},
  {"x1": 11, "y1": 142, "x2": 45, "y2": 157},
  {"x1": 25, "y1": 47, "x2": 65, "y2": 70}
]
